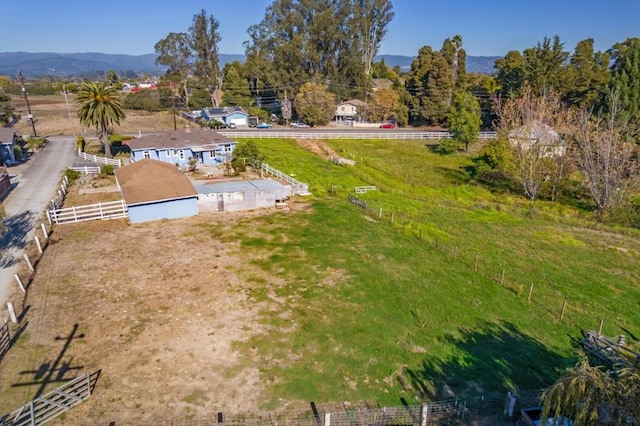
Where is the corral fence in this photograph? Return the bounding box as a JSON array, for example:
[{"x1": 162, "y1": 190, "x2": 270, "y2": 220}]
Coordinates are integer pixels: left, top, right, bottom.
[
  {"x1": 259, "y1": 163, "x2": 310, "y2": 195},
  {"x1": 47, "y1": 200, "x2": 128, "y2": 225},
  {"x1": 69, "y1": 165, "x2": 101, "y2": 174},
  {"x1": 220, "y1": 131, "x2": 497, "y2": 141},
  {"x1": 77, "y1": 150, "x2": 122, "y2": 167},
  {"x1": 0, "y1": 322, "x2": 10, "y2": 360},
  {"x1": 0, "y1": 370, "x2": 101, "y2": 426},
  {"x1": 167, "y1": 393, "x2": 522, "y2": 425}
]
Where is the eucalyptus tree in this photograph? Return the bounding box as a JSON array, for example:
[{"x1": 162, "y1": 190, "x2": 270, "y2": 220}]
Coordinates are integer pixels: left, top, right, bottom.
[
  {"x1": 75, "y1": 81, "x2": 125, "y2": 159},
  {"x1": 154, "y1": 32, "x2": 192, "y2": 107},
  {"x1": 494, "y1": 50, "x2": 526, "y2": 97},
  {"x1": 189, "y1": 9, "x2": 222, "y2": 107},
  {"x1": 221, "y1": 61, "x2": 253, "y2": 108},
  {"x1": 440, "y1": 35, "x2": 466, "y2": 107}
]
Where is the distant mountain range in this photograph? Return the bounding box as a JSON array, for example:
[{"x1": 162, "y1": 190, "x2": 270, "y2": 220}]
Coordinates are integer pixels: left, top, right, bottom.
[{"x1": 0, "y1": 52, "x2": 500, "y2": 78}]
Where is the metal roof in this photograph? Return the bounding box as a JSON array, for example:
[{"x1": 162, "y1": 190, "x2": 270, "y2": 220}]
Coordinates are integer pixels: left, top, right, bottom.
[{"x1": 195, "y1": 179, "x2": 287, "y2": 194}]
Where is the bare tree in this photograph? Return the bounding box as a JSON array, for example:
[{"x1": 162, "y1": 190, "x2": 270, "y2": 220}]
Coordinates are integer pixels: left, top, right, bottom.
[
  {"x1": 571, "y1": 91, "x2": 638, "y2": 212},
  {"x1": 495, "y1": 86, "x2": 570, "y2": 202}
]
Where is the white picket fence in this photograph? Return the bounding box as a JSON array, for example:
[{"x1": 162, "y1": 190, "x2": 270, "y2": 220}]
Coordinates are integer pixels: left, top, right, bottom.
[
  {"x1": 220, "y1": 131, "x2": 498, "y2": 140},
  {"x1": 47, "y1": 200, "x2": 128, "y2": 225},
  {"x1": 355, "y1": 186, "x2": 376, "y2": 193},
  {"x1": 77, "y1": 150, "x2": 121, "y2": 167},
  {"x1": 259, "y1": 163, "x2": 310, "y2": 195}
]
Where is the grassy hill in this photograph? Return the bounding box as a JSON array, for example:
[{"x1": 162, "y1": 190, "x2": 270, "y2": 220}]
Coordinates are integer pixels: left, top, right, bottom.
[{"x1": 236, "y1": 137, "x2": 640, "y2": 405}]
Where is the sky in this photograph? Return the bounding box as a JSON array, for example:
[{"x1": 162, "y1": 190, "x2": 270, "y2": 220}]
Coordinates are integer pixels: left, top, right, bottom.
[{"x1": 2, "y1": 0, "x2": 639, "y2": 57}]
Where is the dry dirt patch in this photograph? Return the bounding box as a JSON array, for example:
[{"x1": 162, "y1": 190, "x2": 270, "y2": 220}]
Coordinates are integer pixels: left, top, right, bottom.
[{"x1": 0, "y1": 198, "x2": 310, "y2": 423}]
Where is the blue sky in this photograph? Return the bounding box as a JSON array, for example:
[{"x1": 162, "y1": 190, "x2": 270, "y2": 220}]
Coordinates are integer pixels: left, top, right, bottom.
[{"x1": 2, "y1": 0, "x2": 638, "y2": 57}]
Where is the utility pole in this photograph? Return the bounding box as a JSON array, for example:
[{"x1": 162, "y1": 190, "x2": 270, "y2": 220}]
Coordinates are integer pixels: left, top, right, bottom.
[
  {"x1": 172, "y1": 93, "x2": 177, "y2": 130},
  {"x1": 18, "y1": 71, "x2": 37, "y2": 137},
  {"x1": 63, "y1": 84, "x2": 77, "y2": 138}
]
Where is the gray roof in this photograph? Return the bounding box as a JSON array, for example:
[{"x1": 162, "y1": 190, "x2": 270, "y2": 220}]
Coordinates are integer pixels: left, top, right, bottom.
[
  {"x1": 195, "y1": 179, "x2": 288, "y2": 194},
  {"x1": 0, "y1": 128, "x2": 17, "y2": 144},
  {"x1": 127, "y1": 128, "x2": 234, "y2": 150}
]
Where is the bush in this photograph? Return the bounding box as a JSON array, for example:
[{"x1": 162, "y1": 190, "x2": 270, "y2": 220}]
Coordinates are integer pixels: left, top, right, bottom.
[
  {"x1": 13, "y1": 145, "x2": 22, "y2": 161},
  {"x1": 27, "y1": 137, "x2": 46, "y2": 151},
  {"x1": 64, "y1": 168, "x2": 81, "y2": 184},
  {"x1": 100, "y1": 165, "x2": 114, "y2": 175},
  {"x1": 76, "y1": 136, "x2": 86, "y2": 152}
]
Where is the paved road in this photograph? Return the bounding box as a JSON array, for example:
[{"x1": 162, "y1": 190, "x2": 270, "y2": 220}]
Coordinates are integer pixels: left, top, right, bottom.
[{"x1": 0, "y1": 136, "x2": 78, "y2": 306}]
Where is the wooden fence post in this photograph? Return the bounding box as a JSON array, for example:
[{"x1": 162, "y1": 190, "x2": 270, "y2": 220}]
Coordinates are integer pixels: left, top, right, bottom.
[
  {"x1": 23, "y1": 253, "x2": 34, "y2": 272},
  {"x1": 420, "y1": 403, "x2": 428, "y2": 426},
  {"x1": 453, "y1": 246, "x2": 457, "y2": 260},
  {"x1": 391, "y1": 212, "x2": 395, "y2": 224},
  {"x1": 500, "y1": 269, "x2": 505, "y2": 286},
  {"x1": 474, "y1": 255, "x2": 479, "y2": 272},
  {"x1": 7, "y1": 302, "x2": 17, "y2": 324},
  {"x1": 41, "y1": 223, "x2": 48, "y2": 239},
  {"x1": 14, "y1": 274, "x2": 26, "y2": 293},
  {"x1": 598, "y1": 319, "x2": 604, "y2": 335},
  {"x1": 527, "y1": 283, "x2": 534, "y2": 302},
  {"x1": 435, "y1": 238, "x2": 439, "y2": 249},
  {"x1": 419, "y1": 228, "x2": 423, "y2": 240},
  {"x1": 324, "y1": 412, "x2": 331, "y2": 426},
  {"x1": 560, "y1": 300, "x2": 567, "y2": 320},
  {"x1": 35, "y1": 236, "x2": 43, "y2": 254},
  {"x1": 378, "y1": 208, "x2": 382, "y2": 219}
]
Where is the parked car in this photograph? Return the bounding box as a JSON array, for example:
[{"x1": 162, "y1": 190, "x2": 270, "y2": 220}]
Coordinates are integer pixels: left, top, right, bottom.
[
  {"x1": 379, "y1": 122, "x2": 396, "y2": 129},
  {"x1": 290, "y1": 121, "x2": 310, "y2": 128},
  {"x1": 256, "y1": 122, "x2": 273, "y2": 129},
  {"x1": 226, "y1": 122, "x2": 237, "y2": 129}
]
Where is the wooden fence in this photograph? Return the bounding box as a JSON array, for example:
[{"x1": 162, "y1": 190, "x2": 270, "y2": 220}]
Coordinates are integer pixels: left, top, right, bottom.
[
  {"x1": 77, "y1": 150, "x2": 121, "y2": 167},
  {"x1": 259, "y1": 163, "x2": 311, "y2": 195},
  {"x1": 0, "y1": 322, "x2": 9, "y2": 360},
  {"x1": 46, "y1": 200, "x2": 128, "y2": 225},
  {"x1": 69, "y1": 166, "x2": 101, "y2": 174},
  {"x1": 220, "y1": 131, "x2": 498, "y2": 141},
  {"x1": 0, "y1": 370, "x2": 101, "y2": 425}
]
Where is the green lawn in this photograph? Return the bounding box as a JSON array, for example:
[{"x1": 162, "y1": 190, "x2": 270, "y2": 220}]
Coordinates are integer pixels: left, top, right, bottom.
[{"x1": 225, "y1": 138, "x2": 640, "y2": 408}]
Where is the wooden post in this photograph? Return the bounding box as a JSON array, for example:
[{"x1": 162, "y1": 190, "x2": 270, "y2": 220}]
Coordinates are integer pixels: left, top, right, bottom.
[
  {"x1": 474, "y1": 255, "x2": 479, "y2": 272},
  {"x1": 500, "y1": 269, "x2": 505, "y2": 286},
  {"x1": 7, "y1": 302, "x2": 17, "y2": 324},
  {"x1": 391, "y1": 212, "x2": 395, "y2": 224},
  {"x1": 435, "y1": 238, "x2": 439, "y2": 249},
  {"x1": 14, "y1": 274, "x2": 26, "y2": 293},
  {"x1": 324, "y1": 412, "x2": 331, "y2": 426},
  {"x1": 23, "y1": 253, "x2": 34, "y2": 272},
  {"x1": 41, "y1": 223, "x2": 48, "y2": 239},
  {"x1": 35, "y1": 236, "x2": 43, "y2": 254},
  {"x1": 453, "y1": 246, "x2": 457, "y2": 260},
  {"x1": 560, "y1": 300, "x2": 567, "y2": 320},
  {"x1": 598, "y1": 319, "x2": 604, "y2": 335},
  {"x1": 378, "y1": 208, "x2": 382, "y2": 219},
  {"x1": 527, "y1": 283, "x2": 534, "y2": 302},
  {"x1": 419, "y1": 403, "x2": 428, "y2": 426},
  {"x1": 419, "y1": 229, "x2": 423, "y2": 240}
]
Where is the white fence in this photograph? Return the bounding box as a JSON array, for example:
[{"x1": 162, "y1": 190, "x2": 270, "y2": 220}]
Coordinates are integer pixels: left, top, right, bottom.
[
  {"x1": 0, "y1": 370, "x2": 101, "y2": 425},
  {"x1": 69, "y1": 166, "x2": 101, "y2": 174},
  {"x1": 260, "y1": 163, "x2": 310, "y2": 196},
  {"x1": 49, "y1": 176, "x2": 69, "y2": 210},
  {"x1": 220, "y1": 131, "x2": 497, "y2": 140},
  {"x1": 47, "y1": 200, "x2": 128, "y2": 225},
  {"x1": 354, "y1": 186, "x2": 376, "y2": 193},
  {"x1": 77, "y1": 150, "x2": 122, "y2": 167}
]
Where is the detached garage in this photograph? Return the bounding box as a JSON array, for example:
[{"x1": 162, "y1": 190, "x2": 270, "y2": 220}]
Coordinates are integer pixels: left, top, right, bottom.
[
  {"x1": 115, "y1": 159, "x2": 198, "y2": 223},
  {"x1": 196, "y1": 179, "x2": 290, "y2": 213}
]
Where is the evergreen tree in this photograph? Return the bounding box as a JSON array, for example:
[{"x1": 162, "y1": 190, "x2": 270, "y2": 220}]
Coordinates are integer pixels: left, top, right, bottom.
[
  {"x1": 494, "y1": 50, "x2": 526, "y2": 97},
  {"x1": 565, "y1": 38, "x2": 610, "y2": 108},
  {"x1": 604, "y1": 37, "x2": 640, "y2": 137},
  {"x1": 446, "y1": 90, "x2": 481, "y2": 151},
  {"x1": 522, "y1": 35, "x2": 570, "y2": 96},
  {"x1": 221, "y1": 61, "x2": 253, "y2": 108},
  {"x1": 441, "y1": 35, "x2": 466, "y2": 107},
  {"x1": 405, "y1": 46, "x2": 452, "y2": 126},
  {"x1": 189, "y1": 10, "x2": 222, "y2": 107}
]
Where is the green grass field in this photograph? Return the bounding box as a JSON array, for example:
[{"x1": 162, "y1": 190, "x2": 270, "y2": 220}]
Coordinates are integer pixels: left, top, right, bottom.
[{"x1": 227, "y1": 138, "x2": 640, "y2": 408}]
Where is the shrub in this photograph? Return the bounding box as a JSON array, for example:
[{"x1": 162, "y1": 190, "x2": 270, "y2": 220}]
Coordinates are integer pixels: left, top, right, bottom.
[
  {"x1": 27, "y1": 137, "x2": 46, "y2": 151},
  {"x1": 64, "y1": 168, "x2": 81, "y2": 184},
  {"x1": 76, "y1": 136, "x2": 86, "y2": 152},
  {"x1": 100, "y1": 165, "x2": 114, "y2": 175},
  {"x1": 13, "y1": 145, "x2": 22, "y2": 161}
]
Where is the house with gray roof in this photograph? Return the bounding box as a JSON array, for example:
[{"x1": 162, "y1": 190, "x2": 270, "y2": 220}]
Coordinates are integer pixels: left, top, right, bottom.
[
  {"x1": 0, "y1": 128, "x2": 21, "y2": 165},
  {"x1": 127, "y1": 127, "x2": 237, "y2": 168}
]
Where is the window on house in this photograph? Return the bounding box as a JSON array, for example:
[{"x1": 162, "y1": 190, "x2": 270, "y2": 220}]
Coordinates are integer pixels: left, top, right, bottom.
[
  {"x1": 171, "y1": 149, "x2": 176, "y2": 156},
  {"x1": 143, "y1": 150, "x2": 150, "y2": 159},
  {"x1": 209, "y1": 151, "x2": 216, "y2": 158},
  {"x1": 224, "y1": 145, "x2": 232, "y2": 153},
  {"x1": 341, "y1": 106, "x2": 345, "y2": 111},
  {"x1": 178, "y1": 150, "x2": 185, "y2": 160},
  {"x1": 166, "y1": 151, "x2": 171, "y2": 157}
]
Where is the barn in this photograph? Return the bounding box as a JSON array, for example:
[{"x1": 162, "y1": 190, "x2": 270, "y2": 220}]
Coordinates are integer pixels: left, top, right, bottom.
[
  {"x1": 115, "y1": 159, "x2": 198, "y2": 223},
  {"x1": 195, "y1": 179, "x2": 290, "y2": 213}
]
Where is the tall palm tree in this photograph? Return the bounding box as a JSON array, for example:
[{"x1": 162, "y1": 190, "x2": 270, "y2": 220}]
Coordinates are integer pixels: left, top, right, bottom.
[{"x1": 75, "y1": 81, "x2": 125, "y2": 158}]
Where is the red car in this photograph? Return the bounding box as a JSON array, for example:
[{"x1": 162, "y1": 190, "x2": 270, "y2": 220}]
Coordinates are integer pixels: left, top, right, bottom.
[{"x1": 379, "y1": 123, "x2": 396, "y2": 129}]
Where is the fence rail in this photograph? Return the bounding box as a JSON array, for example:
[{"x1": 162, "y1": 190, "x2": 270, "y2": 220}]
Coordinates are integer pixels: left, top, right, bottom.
[
  {"x1": 69, "y1": 166, "x2": 101, "y2": 174},
  {"x1": 260, "y1": 163, "x2": 311, "y2": 195},
  {"x1": 77, "y1": 150, "x2": 121, "y2": 167},
  {"x1": 0, "y1": 322, "x2": 9, "y2": 360},
  {"x1": 47, "y1": 200, "x2": 128, "y2": 225},
  {"x1": 0, "y1": 370, "x2": 101, "y2": 425},
  {"x1": 220, "y1": 131, "x2": 497, "y2": 140}
]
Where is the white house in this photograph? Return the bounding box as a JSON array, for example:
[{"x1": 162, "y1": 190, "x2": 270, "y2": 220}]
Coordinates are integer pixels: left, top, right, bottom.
[
  {"x1": 334, "y1": 99, "x2": 367, "y2": 122},
  {"x1": 508, "y1": 121, "x2": 566, "y2": 158}
]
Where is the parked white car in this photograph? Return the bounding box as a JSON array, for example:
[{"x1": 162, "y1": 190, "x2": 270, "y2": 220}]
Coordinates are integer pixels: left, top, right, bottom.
[{"x1": 290, "y1": 121, "x2": 310, "y2": 128}]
